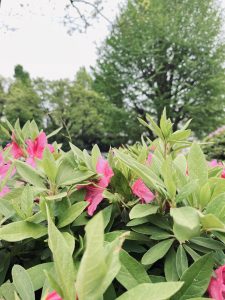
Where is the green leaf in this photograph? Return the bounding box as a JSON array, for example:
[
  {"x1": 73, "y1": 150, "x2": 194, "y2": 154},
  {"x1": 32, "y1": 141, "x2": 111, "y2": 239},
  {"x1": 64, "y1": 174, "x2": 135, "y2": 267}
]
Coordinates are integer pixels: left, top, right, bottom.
[
  {"x1": 187, "y1": 143, "x2": 208, "y2": 186},
  {"x1": 115, "y1": 150, "x2": 165, "y2": 191},
  {"x1": 20, "y1": 185, "x2": 34, "y2": 218},
  {"x1": 58, "y1": 201, "x2": 88, "y2": 228},
  {"x1": 15, "y1": 161, "x2": 46, "y2": 188},
  {"x1": 176, "y1": 245, "x2": 188, "y2": 278},
  {"x1": 27, "y1": 262, "x2": 53, "y2": 291},
  {"x1": 129, "y1": 204, "x2": 159, "y2": 219},
  {"x1": 12, "y1": 265, "x2": 35, "y2": 300},
  {"x1": 164, "y1": 247, "x2": 179, "y2": 282},
  {"x1": 171, "y1": 253, "x2": 214, "y2": 300},
  {"x1": 190, "y1": 237, "x2": 225, "y2": 250},
  {"x1": 141, "y1": 239, "x2": 174, "y2": 265},
  {"x1": 170, "y1": 207, "x2": 200, "y2": 242},
  {"x1": 76, "y1": 212, "x2": 106, "y2": 300},
  {"x1": 46, "y1": 205, "x2": 76, "y2": 300},
  {"x1": 0, "y1": 282, "x2": 17, "y2": 300},
  {"x1": 116, "y1": 250, "x2": 150, "y2": 290},
  {"x1": 42, "y1": 148, "x2": 58, "y2": 183},
  {"x1": 162, "y1": 157, "x2": 176, "y2": 199},
  {"x1": 45, "y1": 192, "x2": 68, "y2": 201},
  {"x1": 200, "y1": 214, "x2": 225, "y2": 232},
  {"x1": 206, "y1": 193, "x2": 225, "y2": 223},
  {"x1": 76, "y1": 212, "x2": 122, "y2": 300},
  {"x1": 116, "y1": 282, "x2": 184, "y2": 300},
  {"x1": 0, "y1": 221, "x2": 47, "y2": 241}
]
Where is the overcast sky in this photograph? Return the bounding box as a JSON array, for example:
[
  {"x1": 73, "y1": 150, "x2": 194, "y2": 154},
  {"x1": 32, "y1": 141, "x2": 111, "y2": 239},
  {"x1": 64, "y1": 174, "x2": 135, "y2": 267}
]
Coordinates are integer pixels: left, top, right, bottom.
[{"x1": 0, "y1": 0, "x2": 224, "y2": 80}]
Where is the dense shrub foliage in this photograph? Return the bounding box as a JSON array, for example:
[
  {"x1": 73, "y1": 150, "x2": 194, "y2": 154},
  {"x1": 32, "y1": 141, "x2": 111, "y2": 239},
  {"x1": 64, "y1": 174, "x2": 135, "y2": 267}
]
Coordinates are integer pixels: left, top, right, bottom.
[
  {"x1": 0, "y1": 111, "x2": 225, "y2": 299},
  {"x1": 203, "y1": 125, "x2": 225, "y2": 161}
]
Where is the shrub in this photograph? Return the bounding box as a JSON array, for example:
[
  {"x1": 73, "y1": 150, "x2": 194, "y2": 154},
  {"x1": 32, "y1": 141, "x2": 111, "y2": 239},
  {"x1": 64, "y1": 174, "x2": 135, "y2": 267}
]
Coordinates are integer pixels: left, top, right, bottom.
[
  {"x1": 202, "y1": 125, "x2": 225, "y2": 160},
  {"x1": 0, "y1": 111, "x2": 224, "y2": 299}
]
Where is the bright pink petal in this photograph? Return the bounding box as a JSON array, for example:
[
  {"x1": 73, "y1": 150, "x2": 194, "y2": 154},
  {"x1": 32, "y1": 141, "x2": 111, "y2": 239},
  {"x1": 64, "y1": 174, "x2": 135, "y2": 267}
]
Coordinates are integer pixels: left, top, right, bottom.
[
  {"x1": 132, "y1": 179, "x2": 155, "y2": 203},
  {"x1": 0, "y1": 186, "x2": 10, "y2": 197},
  {"x1": 0, "y1": 164, "x2": 10, "y2": 178},
  {"x1": 26, "y1": 157, "x2": 36, "y2": 168},
  {"x1": 147, "y1": 153, "x2": 153, "y2": 165},
  {"x1": 84, "y1": 185, "x2": 104, "y2": 216},
  {"x1": 36, "y1": 132, "x2": 48, "y2": 158},
  {"x1": 6, "y1": 141, "x2": 24, "y2": 159},
  {"x1": 208, "y1": 265, "x2": 225, "y2": 300},
  {"x1": 45, "y1": 291, "x2": 62, "y2": 300},
  {"x1": 96, "y1": 157, "x2": 114, "y2": 188},
  {"x1": 48, "y1": 144, "x2": 54, "y2": 153}
]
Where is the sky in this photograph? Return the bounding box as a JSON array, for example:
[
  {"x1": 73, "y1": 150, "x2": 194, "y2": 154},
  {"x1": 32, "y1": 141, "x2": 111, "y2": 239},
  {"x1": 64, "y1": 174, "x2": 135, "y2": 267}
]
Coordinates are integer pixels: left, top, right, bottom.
[
  {"x1": 0, "y1": 0, "x2": 122, "y2": 80},
  {"x1": 0, "y1": 0, "x2": 224, "y2": 80}
]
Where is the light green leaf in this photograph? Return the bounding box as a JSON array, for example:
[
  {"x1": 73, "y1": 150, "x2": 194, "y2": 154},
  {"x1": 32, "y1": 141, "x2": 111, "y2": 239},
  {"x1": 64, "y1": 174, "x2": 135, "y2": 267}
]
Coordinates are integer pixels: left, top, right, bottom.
[
  {"x1": 129, "y1": 204, "x2": 159, "y2": 219},
  {"x1": 187, "y1": 143, "x2": 208, "y2": 186},
  {"x1": 176, "y1": 245, "x2": 188, "y2": 278},
  {"x1": 142, "y1": 239, "x2": 174, "y2": 265},
  {"x1": 164, "y1": 247, "x2": 179, "y2": 281},
  {"x1": 171, "y1": 253, "x2": 214, "y2": 300},
  {"x1": 116, "y1": 250, "x2": 150, "y2": 290},
  {"x1": 58, "y1": 201, "x2": 88, "y2": 228},
  {"x1": 200, "y1": 213, "x2": 225, "y2": 232},
  {"x1": 46, "y1": 205, "x2": 76, "y2": 300},
  {"x1": 116, "y1": 282, "x2": 184, "y2": 300},
  {"x1": 171, "y1": 207, "x2": 200, "y2": 242},
  {"x1": 27, "y1": 262, "x2": 53, "y2": 291},
  {"x1": 0, "y1": 221, "x2": 47, "y2": 242},
  {"x1": 12, "y1": 265, "x2": 35, "y2": 300},
  {"x1": 42, "y1": 148, "x2": 58, "y2": 183},
  {"x1": 15, "y1": 161, "x2": 46, "y2": 188}
]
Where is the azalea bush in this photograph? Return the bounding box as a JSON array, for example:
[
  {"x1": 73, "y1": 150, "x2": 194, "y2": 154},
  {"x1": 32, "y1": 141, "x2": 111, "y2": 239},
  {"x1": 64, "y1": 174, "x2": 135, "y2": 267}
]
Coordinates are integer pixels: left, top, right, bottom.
[
  {"x1": 203, "y1": 125, "x2": 225, "y2": 161},
  {"x1": 0, "y1": 112, "x2": 225, "y2": 299}
]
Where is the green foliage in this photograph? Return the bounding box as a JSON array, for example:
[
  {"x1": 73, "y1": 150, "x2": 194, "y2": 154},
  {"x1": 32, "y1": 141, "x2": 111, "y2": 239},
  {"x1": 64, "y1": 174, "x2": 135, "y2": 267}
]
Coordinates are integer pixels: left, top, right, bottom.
[
  {"x1": 0, "y1": 111, "x2": 225, "y2": 299},
  {"x1": 94, "y1": 0, "x2": 225, "y2": 137}
]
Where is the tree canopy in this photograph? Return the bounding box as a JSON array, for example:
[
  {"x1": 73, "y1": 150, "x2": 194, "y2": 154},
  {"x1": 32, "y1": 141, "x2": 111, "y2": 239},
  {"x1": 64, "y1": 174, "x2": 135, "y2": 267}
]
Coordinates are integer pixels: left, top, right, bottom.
[{"x1": 94, "y1": 0, "x2": 225, "y2": 137}]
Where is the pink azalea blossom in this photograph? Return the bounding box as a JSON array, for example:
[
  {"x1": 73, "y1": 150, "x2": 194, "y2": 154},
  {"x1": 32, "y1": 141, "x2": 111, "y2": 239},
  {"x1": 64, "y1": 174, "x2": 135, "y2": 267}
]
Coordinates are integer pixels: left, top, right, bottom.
[
  {"x1": 132, "y1": 179, "x2": 155, "y2": 203},
  {"x1": 6, "y1": 134, "x2": 24, "y2": 159},
  {"x1": 0, "y1": 151, "x2": 15, "y2": 197},
  {"x1": 208, "y1": 265, "x2": 225, "y2": 300},
  {"x1": 209, "y1": 160, "x2": 225, "y2": 179},
  {"x1": 79, "y1": 157, "x2": 114, "y2": 216},
  {"x1": 0, "y1": 152, "x2": 11, "y2": 179},
  {"x1": 45, "y1": 291, "x2": 62, "y2": 300},
  {"x1": 26, "y1": 132, "x2": 54, "y2": 167},
  {"x1": 0, "y1": 186, "x2": 10, "y2": 197},
  {"x1": 147, "y1": 153, "x2": 153, "y2": 165}
]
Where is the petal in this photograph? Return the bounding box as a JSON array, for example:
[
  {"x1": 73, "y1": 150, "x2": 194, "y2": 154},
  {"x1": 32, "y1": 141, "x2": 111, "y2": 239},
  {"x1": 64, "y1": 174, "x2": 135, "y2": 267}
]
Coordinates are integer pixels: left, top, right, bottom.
[
  {"x1": 0, "y1": 186, "x2": 10, "y2": 197},
  {"x1": 96, "y1": 157, "x2": 114, "y2": 188},
  {"x1": 84, "y1": 185, "x2": 104, "y2": 216},
  {"x1": 45, "y1": 291, "x2": 62, "y2": 300},
  {"x1": 132, "y1": 179, "x2": 155, "y2": 203}
]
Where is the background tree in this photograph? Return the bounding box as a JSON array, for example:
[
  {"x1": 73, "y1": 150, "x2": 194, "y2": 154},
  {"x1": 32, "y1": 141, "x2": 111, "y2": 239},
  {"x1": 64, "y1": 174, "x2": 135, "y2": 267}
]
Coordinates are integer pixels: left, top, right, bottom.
[
  {"x1": 94, "y1": 0, "x2": 225, "y2": 137},
  {"x1": 4, "y1": 65, "x2": 43, "y2": 127},
  {"x1": 35, "y1": 68, "x2": 142, "y2": 150}
]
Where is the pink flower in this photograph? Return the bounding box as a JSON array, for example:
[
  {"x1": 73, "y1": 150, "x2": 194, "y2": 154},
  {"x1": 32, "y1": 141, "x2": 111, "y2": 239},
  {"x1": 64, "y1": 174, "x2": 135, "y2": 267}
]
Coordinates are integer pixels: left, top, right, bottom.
[
  {"x1": 26, "y1": 132, "x2": 54, "y2": 167},
  {"x1": 147, "y1": 153, "x2": 153, "y2": 165},
  {"x1": 6, "y1": 134, "x2": 24, "y2": 159},
  {"x1": 45, "y1": 291, "x2": 62, "y2": 300},
  {"x1": 208, "y1": 265, "x2": 225, "y2": 300},
  {"x1": 132, "y1": 179, "x2": 155, "y2": 203},
  {"x1": 79, "y1": 157, "x2": 114, "y2": 216},
  {"x1": 209, "y1": 160, "x2": 225, "y2": 179},
  {"x1": 0, "y1": 186, "x2": 10, "y2": 197},
  {"x1": 0, "y1": 152, "x2": 11, "y2": 179}
]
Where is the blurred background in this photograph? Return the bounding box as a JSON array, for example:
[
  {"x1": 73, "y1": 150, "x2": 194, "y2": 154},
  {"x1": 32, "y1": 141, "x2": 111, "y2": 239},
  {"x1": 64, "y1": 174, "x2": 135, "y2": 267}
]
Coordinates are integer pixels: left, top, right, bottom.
[{"x1": 0, "y1": 0, "x2": 225, "y2": 153}]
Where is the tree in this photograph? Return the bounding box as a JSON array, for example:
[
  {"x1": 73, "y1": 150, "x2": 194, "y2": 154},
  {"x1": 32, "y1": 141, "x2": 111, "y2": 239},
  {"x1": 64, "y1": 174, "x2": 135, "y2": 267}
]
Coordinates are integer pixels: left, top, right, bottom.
[
  {"x1": 35, "y1": 68, "x2": 141, "y2": 150},
  {"x1": 94, "y1": 0, "x2": 225, "y2": 137},
  {"x1": 4, "y1": 65, "x2": 43, "y2": 127}
]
